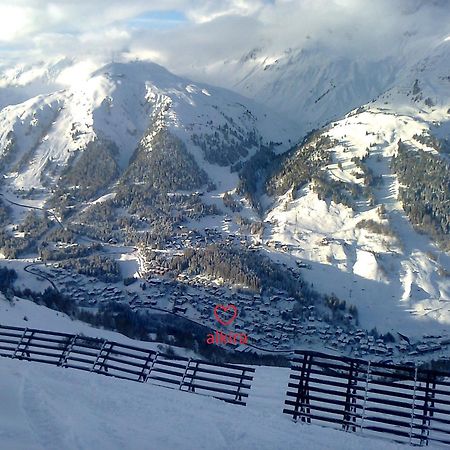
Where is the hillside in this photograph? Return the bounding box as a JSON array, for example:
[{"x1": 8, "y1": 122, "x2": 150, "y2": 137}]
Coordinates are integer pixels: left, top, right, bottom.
[
  {"x1": 0, "y1": 352, "x2": 415, "y2": 450},
  {"x1": 199, "y1": 45, "x2": 400, "y2": 136},
  {"x1": 261, "y1": 38, "x2": 450, "y2": 335},
  {"x1": 177, "y1": 3, "x2": 450, "y2": 136},
  {"x1": 1, "y1": 290, "x2": 449, "y2": 449},
  {"x1": 0, "y1": 292, "x2": 189, "y2": 357}
]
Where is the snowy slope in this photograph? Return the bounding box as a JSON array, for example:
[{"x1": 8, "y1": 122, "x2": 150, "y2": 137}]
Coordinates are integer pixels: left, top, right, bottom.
[
  {"x1": 177, "y1": 3, "x2": 450, "y2": 135},
  {"x1": 263, "y1": 38, "x2": 450, "y2": 337},
  {"x1": 0, "y1": 58, "x2": 74, "y2": 109},
  {"x1": 0, "y1": 356, "x2": 420, "y2": 450},
  {"x1": 0, "y1": 292, "x2": 187, "y2": 356},
  {"x1": 0, "y1": 293, "x2": 417, "y2": 449}
]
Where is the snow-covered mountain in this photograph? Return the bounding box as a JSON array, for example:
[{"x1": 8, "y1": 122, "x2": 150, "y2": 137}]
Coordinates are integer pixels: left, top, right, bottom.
[
  {"x1": 263, "y1": 37, "x2": 450, "y2": 334},
  {"x1": 0, "y1": 58, "x2": 76, "y2": 110},
  {"x1": 0, "y1": 59, "x2": 297, "y2": 193},
  {"x1": 195, "y1": 45, "x2": 401, "y2": 135},
  {"x1": 177, "y1": 2, "x2": 450, "y2": 136}
]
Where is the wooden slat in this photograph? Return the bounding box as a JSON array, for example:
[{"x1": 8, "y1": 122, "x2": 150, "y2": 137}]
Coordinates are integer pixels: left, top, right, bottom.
[
  {"x1": 0, "y1": 324, "x2": 255, "y2": 406},
  {"x1": 188, "y1": 382, "x2": 249, "y2": 397},
  {"x1": 183, "y1": 373, "x2": 251, "y2": 390},
  {"x1": 193, "y1": 359, "x2": 256, "y2": 372},
  {"x1": 187, "y1": 366, "x2": 253, "y2": 381},
  {"x1": 286, "y1": 349, "x2": 450, "y2": 447}
]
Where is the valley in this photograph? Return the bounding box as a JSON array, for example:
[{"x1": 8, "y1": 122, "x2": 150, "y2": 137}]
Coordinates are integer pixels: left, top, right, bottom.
[{"x1": 0, "y1": 42, "x2": 449, "y2": 370}]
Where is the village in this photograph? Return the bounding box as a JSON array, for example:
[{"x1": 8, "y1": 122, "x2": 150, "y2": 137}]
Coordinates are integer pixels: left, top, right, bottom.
[{"x1": 30, "y1": 259, "x2": 450, "y2": 366}]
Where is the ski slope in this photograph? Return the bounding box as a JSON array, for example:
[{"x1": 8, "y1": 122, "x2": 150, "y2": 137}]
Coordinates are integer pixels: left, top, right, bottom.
[
  {"x1": 0, "y1": 293, "x2": 191, "y2": 358},
  {"x1": 0, "y1": 351, "x2": 430, "y2": 450},
  {"x1": 1, "y1": 293, "x2": 448, "y2": 449}
]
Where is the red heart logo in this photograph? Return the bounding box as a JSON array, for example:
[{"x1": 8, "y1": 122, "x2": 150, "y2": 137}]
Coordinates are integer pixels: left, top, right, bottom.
[{"x1": 214, "y1": 304, "x2": 238, "y2": 326}]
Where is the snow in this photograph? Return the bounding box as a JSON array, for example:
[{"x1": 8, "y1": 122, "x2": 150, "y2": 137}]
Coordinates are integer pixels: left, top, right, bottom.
[
  {"x1": 0, "y1": 260, "x2": 54, "y2": 293},
  {"x1": 182, "y1": 45, "x2": 402, "y2": 134},
  {"x1": 0, "y1": 22, "x2": 448, "y2": 362},
  {"x1": 353, "y1": 250, "x2": 386, "y2": 283},
  {"x1": 117, "y1": 253, "x2": 140, "y2": 279},
  {"x1": 0, "y1": 356, "x2": 421, "y2": 450},
  {"x1": 54, "y1": 60, "x2": 99, "y2": 88},
  {"x1": 176, "y1": 17, "x2": 450, "y2": 136},
  {"x1": 262, "y1": 41, "x2": 450, "y2": 337},
  {"x1": 0, "y1": 292, "x2": 201, "y2": 366},
  {"x1": 0, "y1": 59, "x2": 298, "y2": 195},
  {"x1": 91, "y1": 192, "x2": 116, "y2": 205},
  {"x1": 0, "y1": 281, "x2": 447, "y2": 449},
  {"x1": 0, "y1": 58, "x2": 73, "y2": 110}
]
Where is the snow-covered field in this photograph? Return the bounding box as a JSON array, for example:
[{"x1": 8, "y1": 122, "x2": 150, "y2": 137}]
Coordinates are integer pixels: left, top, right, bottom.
[{"x1": 0, "y1": 351, "x2": 430, "y2": 450}]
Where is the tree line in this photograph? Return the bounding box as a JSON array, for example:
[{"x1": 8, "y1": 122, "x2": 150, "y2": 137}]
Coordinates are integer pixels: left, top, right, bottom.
[{"x1": 391, "y1": 140, "x2": 450, "y2": 250}]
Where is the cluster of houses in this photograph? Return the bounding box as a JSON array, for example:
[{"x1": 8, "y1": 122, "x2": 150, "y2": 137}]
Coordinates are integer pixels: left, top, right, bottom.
[
  {"x1": 161, "y1": 228, "x2": 206, "y2": 251},
  {"x1": 37, "y1": 261, "x2": 450, "y2": 364},
  {"x1": 150, "y1": 227, "x2": 252, "y2": 253},
  {"x1": 46, "y1": 267, "x2": 126, "y2": 305}
]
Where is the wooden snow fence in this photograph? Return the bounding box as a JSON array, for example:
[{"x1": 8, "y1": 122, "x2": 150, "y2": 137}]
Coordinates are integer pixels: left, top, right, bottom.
[
  {"x1": 0, "y1": 324, "x2": 255, "y2": 406},
  {"x1": 283, "y1": 350, "x2": 450, "y2": 446}
]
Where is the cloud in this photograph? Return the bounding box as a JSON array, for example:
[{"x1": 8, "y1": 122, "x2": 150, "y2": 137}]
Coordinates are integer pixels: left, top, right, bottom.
[
  {"x1": 0, "y1": 4, "x2": 40, "y2": 42},
  {"x1": 1, "y1": 0, "x2": 449, "y2": 76},
  {"x1": 123, "y1": 0, "x2": 450, "y2": 81},
  {"x1": 182, "y1": 0, "x2": 266, "y2": 23}
]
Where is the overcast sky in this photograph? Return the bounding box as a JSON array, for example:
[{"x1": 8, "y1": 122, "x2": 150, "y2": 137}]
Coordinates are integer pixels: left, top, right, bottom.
[{"x1": 1, "y1": 0, "x2": 449, "y2": 73}]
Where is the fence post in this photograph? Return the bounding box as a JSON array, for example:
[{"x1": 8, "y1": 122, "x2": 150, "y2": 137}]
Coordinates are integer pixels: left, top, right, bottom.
[
  {"x1": 13, "y1": 328, "x2": 34, "y2": 360},
  {"x1": 143, "y1": 352, "x2": 159, "y2": 383},
  {"x1": 179, "y1": 358, "x2": 192, "y2": 390},
  {"x1": 91, "y1": 340, "x2": 112, "y2": 373},
  {"x1": 342, "y1": 361, "x2": 359, "y2": 432},
  {"x1": 138, "y1": 350, "x2": 156, "y2": 382},
  {"x1": 359, "y1": 360, "x2": 371, "y2": 433},
  {"x1": 187, "y1": 360, "x2": 200, "y2": 393},
  {"x1": 292, "y1": 353, "x2": 312, "y2": 423},
  {"x1": 58, "y1": 334, "x2": 78, "y2": 367},
  {"x1": 420, "y1": 370, "x2": 436, "y2": 446},
  {"x1": 234, "y1": 369, "x2": 247, "y2": 402},
  {"x1": 409, "y1": 366, "x2": 418, "y2": 445},
  {"x1": 13, "y1": 327, "x2": 27, "y2": 358}
]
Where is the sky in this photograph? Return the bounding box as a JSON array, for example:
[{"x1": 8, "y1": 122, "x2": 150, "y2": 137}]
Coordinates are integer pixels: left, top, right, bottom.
[{"x1": 0, "y1": 0, "x2": 449, "y2": 76}]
